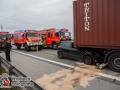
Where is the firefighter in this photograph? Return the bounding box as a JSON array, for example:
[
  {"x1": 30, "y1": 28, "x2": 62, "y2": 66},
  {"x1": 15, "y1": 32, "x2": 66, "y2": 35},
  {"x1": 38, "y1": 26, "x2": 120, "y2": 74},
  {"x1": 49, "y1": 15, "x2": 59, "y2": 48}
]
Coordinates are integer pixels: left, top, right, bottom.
[{"x1": 3, "y1": 38, "x2": 12, "y2": 62}]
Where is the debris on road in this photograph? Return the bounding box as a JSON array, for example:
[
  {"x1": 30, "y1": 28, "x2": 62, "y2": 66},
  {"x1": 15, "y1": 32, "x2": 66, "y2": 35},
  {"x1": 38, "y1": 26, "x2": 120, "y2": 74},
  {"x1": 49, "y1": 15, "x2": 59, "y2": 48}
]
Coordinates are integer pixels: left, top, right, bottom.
[
  {"x1": 97, "y1": 63, "x2": 108, "y2": 69},
  {"x1": 36, "y1": 64, "x2": 101, "y2": 90}
]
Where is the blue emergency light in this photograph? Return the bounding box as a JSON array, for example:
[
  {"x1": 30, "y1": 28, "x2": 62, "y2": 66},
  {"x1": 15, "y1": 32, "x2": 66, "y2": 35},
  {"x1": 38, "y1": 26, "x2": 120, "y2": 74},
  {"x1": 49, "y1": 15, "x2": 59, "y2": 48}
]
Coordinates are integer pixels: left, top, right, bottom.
[
  {"x1": 16, "y1": 30, "x2": 26, "y2": 32},
  {"x1": 18, "y1": 30, "x2": 34, "y2": 32},
  {"x1": 59, "y1": 29, "x2": 68, "y2": 32},
  {"x1": 21, "y1": 30, "x2": 26, "y2": 32},
  {"x1": 25, "y1": 30, "x2": 36, "y2": 32}
]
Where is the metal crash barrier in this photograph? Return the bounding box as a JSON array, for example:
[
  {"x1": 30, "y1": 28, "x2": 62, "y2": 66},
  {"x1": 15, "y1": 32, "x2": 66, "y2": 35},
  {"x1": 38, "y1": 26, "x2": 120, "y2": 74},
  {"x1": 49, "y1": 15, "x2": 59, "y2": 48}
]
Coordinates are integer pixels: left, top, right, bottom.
[{"x1": 0, "y1": 56, "x2": 45, "y2": 90}]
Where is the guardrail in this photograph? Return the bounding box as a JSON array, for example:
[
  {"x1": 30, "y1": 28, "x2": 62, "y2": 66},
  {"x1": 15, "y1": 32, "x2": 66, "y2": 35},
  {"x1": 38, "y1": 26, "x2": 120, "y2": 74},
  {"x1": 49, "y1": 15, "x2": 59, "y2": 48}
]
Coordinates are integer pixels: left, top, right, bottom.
[{"x1": 0, "y1": 56, "x2": 45, "y2": 90}]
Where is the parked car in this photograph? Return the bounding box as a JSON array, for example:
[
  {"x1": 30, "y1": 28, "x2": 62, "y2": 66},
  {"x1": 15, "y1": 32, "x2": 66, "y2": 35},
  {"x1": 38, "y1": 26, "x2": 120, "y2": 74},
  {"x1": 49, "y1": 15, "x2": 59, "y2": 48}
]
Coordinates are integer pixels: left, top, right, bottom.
[{"x1": 57, "y1": 41, "x2": 83, "y2": 61}]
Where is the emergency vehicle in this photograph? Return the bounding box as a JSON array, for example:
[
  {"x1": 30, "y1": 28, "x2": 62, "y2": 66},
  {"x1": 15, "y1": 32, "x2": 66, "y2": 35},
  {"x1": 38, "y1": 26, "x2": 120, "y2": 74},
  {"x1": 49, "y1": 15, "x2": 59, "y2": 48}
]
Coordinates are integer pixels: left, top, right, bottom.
[
  {"x1": 11, "y1": 30, "x2": 43, "y2": 51},
  {"x1": 59, "y1": 29, "x2": 71, "y2": 41},
  {"x1": 37, "y1": 28, "x2": 60, "y2": 49},
  {"x1": 0, "y1": 32, "x2": 11, "y2": 49}
]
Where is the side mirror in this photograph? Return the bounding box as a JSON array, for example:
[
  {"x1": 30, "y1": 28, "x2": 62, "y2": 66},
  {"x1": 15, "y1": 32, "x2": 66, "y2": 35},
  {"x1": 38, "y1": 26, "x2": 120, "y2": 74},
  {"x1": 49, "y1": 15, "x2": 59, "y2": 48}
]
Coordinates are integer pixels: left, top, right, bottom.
[
  {"x1": 11, "y1": 35, "x2": 14, "y2": 39},
  {"x1": 48, "y1": 32, "x2": 50, "y2": 38},
  {"x1": 22, "y1": 34, "x2": 24, "y2": 37},
  {"x1": 42, "y1": 36, "x2": 45, "y2": 40},
  {"x1": 56, "y1": 32, "x2": 59, "y2": 37}
]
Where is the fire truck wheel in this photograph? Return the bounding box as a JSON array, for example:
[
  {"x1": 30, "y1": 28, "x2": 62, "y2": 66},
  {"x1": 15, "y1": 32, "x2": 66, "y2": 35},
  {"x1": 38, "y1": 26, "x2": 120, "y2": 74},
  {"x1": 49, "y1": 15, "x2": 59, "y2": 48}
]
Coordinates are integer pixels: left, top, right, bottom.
[
  {"x1": 38, "y1": 46, "x2": 42, "y2": 50},
  {"x1": 25, "y1": 44, "x2": 30, "y2": 51},
  {"x1": 52, "y1": 43, "x2": 57, "y2": 50},
  {"x1": 17, "y1": 44, "x2": 21, "y2": 50}
]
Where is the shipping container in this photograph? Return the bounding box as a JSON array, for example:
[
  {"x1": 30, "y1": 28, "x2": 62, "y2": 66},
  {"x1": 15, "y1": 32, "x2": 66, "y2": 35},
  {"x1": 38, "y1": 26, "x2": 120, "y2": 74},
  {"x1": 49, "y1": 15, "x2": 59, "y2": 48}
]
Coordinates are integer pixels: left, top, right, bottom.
[
  {"x1": 73, "y1": 0, "x2": 120, "y2": 49},
  {"x1": 71, "y1": 0, "x2": 120, "y2": 72}
]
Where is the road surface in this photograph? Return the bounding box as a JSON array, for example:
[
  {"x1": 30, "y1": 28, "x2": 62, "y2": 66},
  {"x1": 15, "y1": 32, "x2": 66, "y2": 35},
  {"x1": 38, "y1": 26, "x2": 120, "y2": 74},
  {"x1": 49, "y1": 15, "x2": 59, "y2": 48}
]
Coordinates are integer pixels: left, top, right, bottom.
[{"x1": 0, "y1": 46, "x2": 119, "y2": 90}]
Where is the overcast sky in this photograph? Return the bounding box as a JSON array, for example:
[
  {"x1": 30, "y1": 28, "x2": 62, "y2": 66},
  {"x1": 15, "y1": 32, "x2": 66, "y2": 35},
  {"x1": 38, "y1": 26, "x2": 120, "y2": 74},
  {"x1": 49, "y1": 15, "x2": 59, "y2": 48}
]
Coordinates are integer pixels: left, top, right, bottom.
[{"x1": 0, "y1": 0, "x2": 74, "y2": 38}]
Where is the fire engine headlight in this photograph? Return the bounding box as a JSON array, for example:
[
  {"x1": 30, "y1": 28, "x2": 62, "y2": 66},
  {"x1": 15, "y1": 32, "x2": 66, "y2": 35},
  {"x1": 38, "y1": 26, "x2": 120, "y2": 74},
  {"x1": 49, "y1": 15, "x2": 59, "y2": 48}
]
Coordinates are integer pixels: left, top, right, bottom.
[{"x1": 29, "y1": 43, "x2": 32, "y2": 45}]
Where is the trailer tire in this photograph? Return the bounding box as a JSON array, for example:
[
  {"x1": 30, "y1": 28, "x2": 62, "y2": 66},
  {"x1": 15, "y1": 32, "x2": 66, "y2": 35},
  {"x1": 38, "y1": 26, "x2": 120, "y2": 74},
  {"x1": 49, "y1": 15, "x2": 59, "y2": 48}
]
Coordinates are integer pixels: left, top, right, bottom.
[
  {"x1": 83, "y1": 55, "x2": 93, "y2": 65},
  {"x1": 58, "y1": 52, "x2": 64, "y2": 59},
  {"x1": 108, "y1": 53, "x2": 120, "y2": 72}
]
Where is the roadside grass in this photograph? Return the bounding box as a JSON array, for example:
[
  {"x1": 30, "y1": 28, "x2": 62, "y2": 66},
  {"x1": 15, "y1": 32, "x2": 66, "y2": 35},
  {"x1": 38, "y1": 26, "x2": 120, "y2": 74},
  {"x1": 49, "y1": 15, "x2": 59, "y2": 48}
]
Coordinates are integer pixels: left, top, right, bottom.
[{"x1": 0, "y1": 67, "x2": 23, "y2": 90}]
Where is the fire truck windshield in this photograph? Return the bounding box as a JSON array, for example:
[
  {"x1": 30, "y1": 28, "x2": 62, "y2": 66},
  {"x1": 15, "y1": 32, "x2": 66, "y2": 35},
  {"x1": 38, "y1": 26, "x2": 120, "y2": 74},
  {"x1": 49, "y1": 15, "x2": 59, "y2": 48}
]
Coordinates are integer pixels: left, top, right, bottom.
[
  {"x1": 26, "y1": 33, "x2": 39, "y2": 38},
  {"x1": 65, "y1": 32, "x2": 70, "y2": 36},
  {"x1": 61, "y1": 32, "x2": 70, "y2": 37},
  {"x1": 0, "y1": 34, "x2": 10, "y2": 39}
]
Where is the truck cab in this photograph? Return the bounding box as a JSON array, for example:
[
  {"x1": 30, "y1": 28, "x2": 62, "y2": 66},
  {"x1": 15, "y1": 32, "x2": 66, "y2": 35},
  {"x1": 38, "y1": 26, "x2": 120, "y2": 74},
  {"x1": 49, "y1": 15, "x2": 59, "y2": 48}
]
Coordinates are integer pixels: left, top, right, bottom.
[
  {"x1": 0, "y1": 32, "x2": 11, "y2": 49},
  {"x1": 59, "y1": 29, "x2": 71, "y2": 41},
  {"x1": 37, "y1": 28, "x2": 60, "y2": 49}
]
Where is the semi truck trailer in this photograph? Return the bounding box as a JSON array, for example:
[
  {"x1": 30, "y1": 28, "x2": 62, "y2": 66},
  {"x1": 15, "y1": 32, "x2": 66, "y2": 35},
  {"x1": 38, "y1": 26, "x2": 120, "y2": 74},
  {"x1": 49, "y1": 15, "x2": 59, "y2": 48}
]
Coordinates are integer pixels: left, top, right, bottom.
[{"x1": 73, "y1": 0, "x2": 120, "y2": 72}]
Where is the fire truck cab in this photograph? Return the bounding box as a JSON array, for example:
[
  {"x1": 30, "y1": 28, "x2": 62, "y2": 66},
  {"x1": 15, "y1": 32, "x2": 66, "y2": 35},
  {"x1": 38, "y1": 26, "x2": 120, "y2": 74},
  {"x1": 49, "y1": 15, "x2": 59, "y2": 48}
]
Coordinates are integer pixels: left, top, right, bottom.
[
  {"x1": 37, "y1": 28, "x2": 60, "y2": 49},
  {"x1": 0, "y1": 32, "x2": 11, "y2": 49},
  {"x1": 59, "y1": 29, "x2": 71, "y2": 41},
  {"x1": 11, "y1": 30, "x2": 43, "y2": 51}
]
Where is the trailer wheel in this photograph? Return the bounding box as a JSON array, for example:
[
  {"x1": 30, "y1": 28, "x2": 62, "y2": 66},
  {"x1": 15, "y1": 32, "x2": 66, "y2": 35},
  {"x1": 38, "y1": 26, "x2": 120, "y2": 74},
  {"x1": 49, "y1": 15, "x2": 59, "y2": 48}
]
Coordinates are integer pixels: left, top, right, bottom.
[
  {"x1": 25, "y1": 44, "x2": 30, "y2": 51},
  {"x1": 17, "y1": 44, "x2": 21, "y2": 50},
  {"x1": 108, "y1": 53, "x2": 120, "y2": 72},
  {"x1": 83, "y1": 55, "x2": 93, "y2": 65},
  {"x1": 58, "y1": 52, "x2": 64, "y2": 59}
]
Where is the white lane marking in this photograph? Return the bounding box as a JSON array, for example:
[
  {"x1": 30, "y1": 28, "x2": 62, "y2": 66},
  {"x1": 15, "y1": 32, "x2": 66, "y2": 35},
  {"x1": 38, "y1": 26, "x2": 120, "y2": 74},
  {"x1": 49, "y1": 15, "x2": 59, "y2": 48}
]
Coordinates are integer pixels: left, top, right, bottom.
[
  {"x1": 98, "y1": 73, "x2": 120, "y2": 81},
  {"x1": 12, "y1": 50, "x2": 74, "y2": 68},
  {"x1": 12, "y1": 50, "x2": 120, "y2": 81}
]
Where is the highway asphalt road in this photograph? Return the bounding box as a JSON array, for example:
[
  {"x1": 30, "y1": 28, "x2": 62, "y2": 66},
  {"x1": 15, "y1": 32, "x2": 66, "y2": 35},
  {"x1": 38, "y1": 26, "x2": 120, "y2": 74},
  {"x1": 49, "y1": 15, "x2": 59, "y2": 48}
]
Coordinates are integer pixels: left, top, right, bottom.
[
  {"x1": 0, "y1": 46, "x2": 119, "y2": 90},
  {"x1": 11, "y1": 46, "x2": 120, "y2": 78}
]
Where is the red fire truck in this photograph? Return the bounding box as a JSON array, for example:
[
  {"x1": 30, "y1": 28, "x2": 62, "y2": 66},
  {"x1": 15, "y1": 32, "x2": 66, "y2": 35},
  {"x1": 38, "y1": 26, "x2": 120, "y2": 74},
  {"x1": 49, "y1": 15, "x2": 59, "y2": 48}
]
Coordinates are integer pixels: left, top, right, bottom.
[
  {"x1": 59, "y1": 29, "x2": 71, "y2": 41},
  {"x1": 0, "y1": 32, "x2": 11, "y2": 49},
  {"x1": 11, "y1": 30, "x2": 43, "y2": 51},
  {"x1": 37, "y1": 28, "x2": 60, "y2": 49}
]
